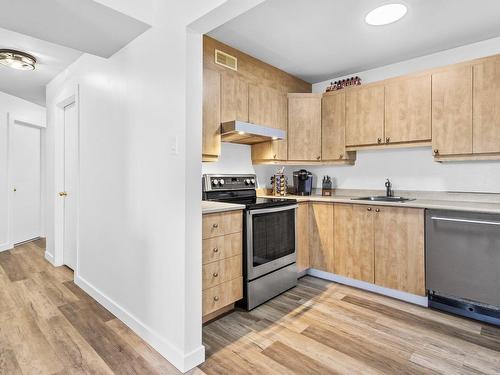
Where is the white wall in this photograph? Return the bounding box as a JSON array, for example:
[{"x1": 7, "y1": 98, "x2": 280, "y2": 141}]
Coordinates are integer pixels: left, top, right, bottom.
[
  {"x1": 0, "y1": 91, "x2": 45, "y2": 251},
  {"x1": 45, "y1": 0, "x2": 265, "y2": 372},
  {"x1": 206, "y1": 36, "x2": 500, "y2": 194}
]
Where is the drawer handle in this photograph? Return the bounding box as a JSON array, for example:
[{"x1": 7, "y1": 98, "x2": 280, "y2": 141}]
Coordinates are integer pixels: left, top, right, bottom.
[
  {"x1": 431, "y1": 216, "x2": 500, "y2": 226},
  {"x1": 213, "y1": 247, "x2": 219, "y2": 253},
  {"x1": 367, "y1": 207, "x2": 372, "y2": 211},
  {"x1": 213, "y1": 296, "x2": 219, "y2": 302},
  {"x1": 213, "y1": 272, "x2": 219, "y2": 277},
  {"x1": 375, "y1": 208, "x2": 380, "y2": 213},
  {"x1": 212, "y1": 223, "x2": 219, "y2": 228}
]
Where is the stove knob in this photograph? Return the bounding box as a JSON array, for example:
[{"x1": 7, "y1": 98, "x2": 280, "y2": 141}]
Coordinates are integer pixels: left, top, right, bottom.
[
  {"x1": 250, "y1": 178, "x2": 256, "y2": 185},
  {"x1": 245, "y1": 179, "x2": 251, "y2": 185},
  {"x1": 212, "y1": 179, "x2": 219, "y2": 186},
  {"x1": 218, "y1": 179, "x2": 225, "y2": 186}
]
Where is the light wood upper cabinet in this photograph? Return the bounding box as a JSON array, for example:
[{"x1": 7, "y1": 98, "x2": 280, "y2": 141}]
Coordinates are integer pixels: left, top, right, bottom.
[
  {"x1": 221, "y1": 72, "x2": 248, "y2": 123},
  {"x1": 203, "y1": 69, "x2": 221, "y2": 161},
  {"x1": 296, "y1": 202, "x2": 310, "y2": 273},
  {"x1": 473, "y1": 57, "x2": 500, "y2": 154},
  {"x1": 334, "y1": 204, "x2": 375, "y2": 283},
  {"x1": 346, "y1": 84, "x2": 385, "y2": 147},
  {"x1": 309, "y1": 202, "x2": 334, "y2": 272},
  {"x1": 385, "y1": 74, "x2": 431, "y2": 144},
  {"x1": 322, "y1": 91, "x2": 355, "y2": 161},
  {"x1": 288, "y1": 93, "x2": 322, "y2": 161},
  {"x1": 432, "y1": 65, "x2": 473, "y2": 156},
  {"x1": 374, "y1": 207, "x2": 425, "y2": 296},
  {"x1": 251, "y1": 89, "x2": 288, "y2": 161}
]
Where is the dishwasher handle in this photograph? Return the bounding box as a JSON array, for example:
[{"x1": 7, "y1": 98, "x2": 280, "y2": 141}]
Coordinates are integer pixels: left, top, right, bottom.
[{"x1": 431, "y1": 216, "x2": 500, "y2": 226}]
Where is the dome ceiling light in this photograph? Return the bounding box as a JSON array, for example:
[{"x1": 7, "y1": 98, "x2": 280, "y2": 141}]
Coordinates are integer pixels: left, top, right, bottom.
[
  {"x1": 0, "y1": 49, "x2": 37, "y2": 70},
  {"x1": 365, "y1": 3, "x2": 408, "y2": 26}
]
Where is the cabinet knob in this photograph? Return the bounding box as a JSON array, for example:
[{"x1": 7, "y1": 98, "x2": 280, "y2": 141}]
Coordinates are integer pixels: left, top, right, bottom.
[
  {"x1": 213, "y1": 296, "x2": 219, "y2": 302},
  {"x1": 316, "y1": 156, "x2": 321, "y2": 160},
  {"x1": 213, "y1": 272, "x2": 219, "y2": 278},
  {"x1": 433, "y1": 149, "x2": 439, "y2": 155},
  {"x1": 13, "y1": 188, "x2": 17, "y2": 192},
  {"x1": 273, "y1": 154, "x2": 277, "y2": 159},
  {"x1": 367, "y1": 207, "x2": 372, "y2": 211},
  {"x1": 377, "y1": 138, "x2": 382, "y2": 144},
  {"x1": 339, "y1": 154, "x2": 344, "y2": 159},
  {"x1": 386, "y1": 137, "x2": 390, "y2": 143},
  {"x1": 212, "y1": 223, "x2": 219, "y2": 228},
  {"x1": 375, "y1": 208, "x2": 380, "y2": 213},
  {"x1": 212, "y1": 247, "x2": 219, "y2": 253}
]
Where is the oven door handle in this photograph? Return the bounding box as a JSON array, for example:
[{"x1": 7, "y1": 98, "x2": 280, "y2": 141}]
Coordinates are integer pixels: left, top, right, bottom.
[{"x1": 248, "y1": 204, "x2": 298, "y2": 215}]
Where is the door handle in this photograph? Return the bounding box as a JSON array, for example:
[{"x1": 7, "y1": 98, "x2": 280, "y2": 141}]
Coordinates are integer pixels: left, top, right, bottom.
[{"x1": 59, "y1": 191, "x2": 68, "y2": 197}]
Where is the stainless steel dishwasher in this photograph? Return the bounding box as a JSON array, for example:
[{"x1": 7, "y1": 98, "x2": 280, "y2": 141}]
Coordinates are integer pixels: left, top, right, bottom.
[{"x1": 426, "y1": 209, "x2": 500, "y2": 325}]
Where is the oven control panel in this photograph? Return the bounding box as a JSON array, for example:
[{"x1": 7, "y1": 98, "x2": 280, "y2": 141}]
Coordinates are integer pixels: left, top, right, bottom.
[{"x1": 203, "y1": 174, "x2": 256, "y2": 191}]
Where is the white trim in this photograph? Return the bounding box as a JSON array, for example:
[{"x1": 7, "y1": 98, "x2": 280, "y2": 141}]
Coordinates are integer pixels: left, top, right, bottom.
[
  {"x1": 75, "y1": 275, "x2": 203, "y2": 372},
  {"x1": 307, "y1": 268, "x2": 429, "y2": 307},
  {"x1": 44, "y1": 250, "x2": 55, "y2": 265},
  {"x1": 0, "y1": 242, "x2": 13, "y2": 252},
  {"x1": 6, "y1": 114, "x2": 44, "y2": 248}
]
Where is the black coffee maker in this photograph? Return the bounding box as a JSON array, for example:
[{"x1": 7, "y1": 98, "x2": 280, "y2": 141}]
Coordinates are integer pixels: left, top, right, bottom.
[{"x1": 293, "y1": 169, "x2": 313, "y2": 196}]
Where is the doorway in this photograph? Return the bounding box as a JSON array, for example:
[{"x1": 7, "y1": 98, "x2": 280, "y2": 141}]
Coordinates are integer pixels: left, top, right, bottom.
[
  {"x1": 61, "y1": 101, "x2": 78, "y2": 269},
  {"x1": 11, "y1": 121, "x2": 41, "y2": 244}
]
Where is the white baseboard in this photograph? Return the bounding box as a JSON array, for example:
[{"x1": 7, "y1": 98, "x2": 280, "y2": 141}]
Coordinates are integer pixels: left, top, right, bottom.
[
  {"x1": 0, "y1": 242, "x2": 13, "y2": 252},
  {"x1": 307, "y1": 268, "x2": 429, "y2": 307},
  {"x1": 44, "y1": 250, "x2": 55, "y2": 265},
  {"x1": 75, "y1": 275, "x2": 205, "y2": 373}
]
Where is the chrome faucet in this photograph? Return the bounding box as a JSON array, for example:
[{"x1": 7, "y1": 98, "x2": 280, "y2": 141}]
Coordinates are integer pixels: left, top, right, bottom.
[{"x1": 385, "y1": 179, "x2": 393, "y2": 197}]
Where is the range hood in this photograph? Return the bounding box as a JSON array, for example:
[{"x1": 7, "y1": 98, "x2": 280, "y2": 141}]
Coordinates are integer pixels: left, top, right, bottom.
[{"x1": 221, "y1": 121, "x2": 286, "y2": 145}]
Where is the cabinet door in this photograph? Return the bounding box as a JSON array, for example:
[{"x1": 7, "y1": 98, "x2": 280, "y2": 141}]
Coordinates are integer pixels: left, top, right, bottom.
[
  {"x1": 309, "y1": 203, "x2": 334, "y2": 272},
  {"x1": 334, "y1": 204, "x2": 374, "y2": 283},
  {"x1": 473, "y1": 57, "x2": 500, "y2": 154},
  {"x1": 322, "y1": 91, "x2": 351, "y2": 160},
  {"x1": 288, "y1": 93, "x2": 322, "y2": 161},
  {"x1": 432, "y1": 65, "x2": 472, "y2": 156},
  {"x1": 221, "y1": 72, "x2": 248, "y2": 123},
  {"x1": 203, "y1": 69, "x2": 221, "y2": 161},
  {"x1": 374, "y1": 207, "x2": 425, "y2": 296},
  {"x1": 296, "y1": 202, "x2": 309, "y2": 273},
  {"x1": 385, "y1": 74, "x2": 431, "y2": 144},
  {"x1": 251, "y1": 91, "x2": 288, "y2": 161},
  {"x1": 346, "y1": 85, "x2": 384, "y2": 147}
]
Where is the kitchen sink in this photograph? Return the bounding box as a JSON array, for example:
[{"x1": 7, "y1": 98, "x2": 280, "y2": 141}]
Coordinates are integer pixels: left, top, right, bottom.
[{"x1": 352, "y1": 196, "x2": 415, "y2": 202}]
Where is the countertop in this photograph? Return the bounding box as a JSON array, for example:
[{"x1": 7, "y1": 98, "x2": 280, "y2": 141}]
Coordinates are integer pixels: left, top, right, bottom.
[
  {"x1": 202, "y1": 200, "x2": 245, "y2": 214},
  {"x1": 258, "y1": 193, "x2": 500, "y2": 215}
]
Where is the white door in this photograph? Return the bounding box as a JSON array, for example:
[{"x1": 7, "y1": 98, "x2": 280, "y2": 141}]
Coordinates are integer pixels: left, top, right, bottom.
[
  {"x1": 63, "y1": 102, "x2": 78, "y2": 269},
  {"x1": 12, "y1": 123, "x2": 41, "y2": 244}
]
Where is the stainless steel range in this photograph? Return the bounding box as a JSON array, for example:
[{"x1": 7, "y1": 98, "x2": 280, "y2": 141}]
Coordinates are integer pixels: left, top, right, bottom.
[{"x1": 203, "y1": 174, "x2": 298, "y2": 310}]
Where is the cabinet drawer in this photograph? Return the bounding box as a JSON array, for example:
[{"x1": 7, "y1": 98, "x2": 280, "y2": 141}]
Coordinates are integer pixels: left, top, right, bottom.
[
  {"x1": 203, "y1": 277, "x2": 243, "y2": 316},
  {"x1": 202, "y1": 232, "x2": 242, "y2": 264},
  {"x1": 202, "y1": 211, "x2": 243, "y2": 239},
  {"x1": 202, "y1": 255, "x2": 242, "y2": 290}
]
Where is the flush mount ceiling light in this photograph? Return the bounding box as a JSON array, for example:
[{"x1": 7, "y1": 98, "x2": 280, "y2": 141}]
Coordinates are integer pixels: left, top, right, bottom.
[
  {"x1": 0, "y1": 49, "x2": 36, "y2": 70},
  {"x1": 365, "y1": 3, "x2": 407, "y2": 26}
]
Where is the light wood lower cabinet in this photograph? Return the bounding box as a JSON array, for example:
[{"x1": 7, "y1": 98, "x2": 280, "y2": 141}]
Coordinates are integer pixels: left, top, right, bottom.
[
  {"x1": 296, "y1": 202, "x2": 310, "y2": 273},
  {"x1": 374, "y1": 207, "x2": 425, "y2": 296},
  {"x1": 334, "y1": 204, "x2": 374, "y2": 283},
  {"x1": 202, "y1": 211, "x2": 243, "y2": 321},
  {"x1": 309, "y1": 203, "x2": 334, "y2": 272}
]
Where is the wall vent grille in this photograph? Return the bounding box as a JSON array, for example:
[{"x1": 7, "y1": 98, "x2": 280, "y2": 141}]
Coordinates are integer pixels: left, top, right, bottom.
[{"x1": 215, "y1": 49, "x2": 237, "y2": 71}]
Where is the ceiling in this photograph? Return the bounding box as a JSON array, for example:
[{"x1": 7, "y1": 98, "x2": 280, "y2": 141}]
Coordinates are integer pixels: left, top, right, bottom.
[
  {"x1": 208, "y1": 0, "x2": 500, "y2": 83},
  {"x1": 0, "y1": 0, "x2": 151, "y2": 106},
  {"x1": 0, "y1": 27, "x2": 82, "y2": 106}
]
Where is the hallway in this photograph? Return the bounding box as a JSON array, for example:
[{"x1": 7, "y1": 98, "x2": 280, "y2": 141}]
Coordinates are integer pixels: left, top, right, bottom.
[{"x1": 0, "y1": 240, "x2": 193, "y2": 375}]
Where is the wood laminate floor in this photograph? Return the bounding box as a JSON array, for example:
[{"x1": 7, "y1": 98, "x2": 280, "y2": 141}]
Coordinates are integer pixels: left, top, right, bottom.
[
  {"x1": 0, "y1": 239, "x2": 197, "y2": 375},
  {"x1": 2, "y1": 241, "x2": 500, "y2": 374},
  {"x1": 201, "y1": 276, "x2": 500, "y2": 375}
]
